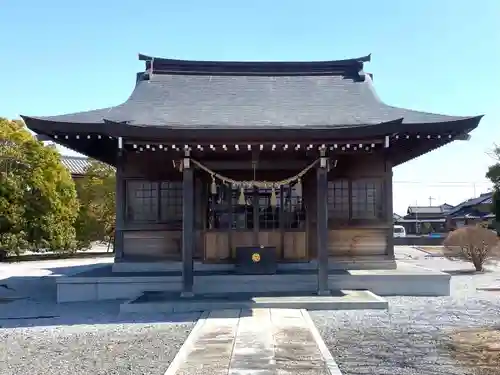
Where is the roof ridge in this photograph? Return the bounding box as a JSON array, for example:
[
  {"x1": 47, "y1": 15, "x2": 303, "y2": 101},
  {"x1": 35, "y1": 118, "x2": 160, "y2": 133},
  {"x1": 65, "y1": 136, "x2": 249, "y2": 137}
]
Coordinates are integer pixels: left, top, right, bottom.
[
  {"x1": 138, "y1": 53, "x2": 371, "y2": 78},
  {"x1": 138, "y1": 53, "x2": 371, "y2": 65}
]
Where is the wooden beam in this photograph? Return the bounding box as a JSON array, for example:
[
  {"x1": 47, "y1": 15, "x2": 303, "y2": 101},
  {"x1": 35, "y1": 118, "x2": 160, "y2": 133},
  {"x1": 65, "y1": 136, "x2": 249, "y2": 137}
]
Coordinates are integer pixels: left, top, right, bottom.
[
  {"x1": 124, "y1": 139, "x2": 385, "y2": 147},
  {"x1": 181, "y1": 157, "x2": 195, "y2": 297},
  {"x1": 384, "y1": 158, "x2": 395, "y2": 259},
  {"x1": 252, "y1": 187, "x2": 259, "y2": 245},
  {"x1": 203, "y1": 160, "x2": 309, "y2": 170},
  {"x1": 279, "y1": 185, "x2": 285, "y2": 259},
  {"x1": 316, "y1": 161, "x2": 330, "y2": 295},
  {"x1": 114, "y1": 150, "x2": 125, "y2": 262}
]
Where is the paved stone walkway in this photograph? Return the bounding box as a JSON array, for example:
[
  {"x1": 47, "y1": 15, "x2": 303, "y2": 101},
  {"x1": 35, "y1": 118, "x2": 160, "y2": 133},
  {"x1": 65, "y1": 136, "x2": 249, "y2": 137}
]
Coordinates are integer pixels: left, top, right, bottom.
[{"x1": 166, "y1": 308, "x2": 341, "y2": 375}]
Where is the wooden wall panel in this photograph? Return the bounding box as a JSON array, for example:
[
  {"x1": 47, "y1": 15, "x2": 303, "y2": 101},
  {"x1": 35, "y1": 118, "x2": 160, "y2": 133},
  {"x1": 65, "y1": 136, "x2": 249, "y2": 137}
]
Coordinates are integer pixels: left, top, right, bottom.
[
  {"x1": 327, "y1": 229, "x2": 386, "y2": 256},
  {"x1": 330, "y1": 154, "x2": 385, "y2": 178},
  {"x1": 230, "y1": 232, "x2": 254, "y2": 257},
  {"x1": 258, "y1": 231, "x2": 281, "y2": 258},
  {"x1": 284, "y1": 232, "x2": 307, "y2": 260},
  {"x1": 204, "y1": 232, "x2": 230, "y2": 261},
  {"x1": 123, "y1": 152, "x2": 182, "y2": 180},
  {"x1": 123, "y1": 230, "x2": 181, "y2": 260}
]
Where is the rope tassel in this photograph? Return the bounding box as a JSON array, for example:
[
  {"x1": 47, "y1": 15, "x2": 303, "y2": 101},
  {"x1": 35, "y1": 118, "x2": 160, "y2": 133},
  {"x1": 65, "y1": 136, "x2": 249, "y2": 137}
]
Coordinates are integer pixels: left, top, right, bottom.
[
  {"x1": 295, "y1": 178, "x2": 302, "y2": 197},
  {"x1": 270, "y1": 186, "x2": 277, "y2": 207},
  {"x1": 238, "y1": 187, "x2": 246, "y2": 205},
  {"x1": 210, "y1": 176, "x2": 217, "y2": 195}
]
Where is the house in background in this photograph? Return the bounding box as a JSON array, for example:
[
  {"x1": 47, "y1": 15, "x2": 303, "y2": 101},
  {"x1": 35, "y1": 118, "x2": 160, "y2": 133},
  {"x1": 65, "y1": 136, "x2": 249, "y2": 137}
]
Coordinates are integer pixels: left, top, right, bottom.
[
  {"x1": 446, "y1": 192, "x2": 494, "y2": 229},
  {"x1": 398, "y1": 204, "x2": 452, "y2": 234},
  {"x1": 60, "y1": 155, "x2": 90, "y2": 180},
  {"x1": 393, "y1": 213, "x2": 403, "y2": 224},
  {"x1": 440, "y1": 203, "x2": 454, "y2": 212}
]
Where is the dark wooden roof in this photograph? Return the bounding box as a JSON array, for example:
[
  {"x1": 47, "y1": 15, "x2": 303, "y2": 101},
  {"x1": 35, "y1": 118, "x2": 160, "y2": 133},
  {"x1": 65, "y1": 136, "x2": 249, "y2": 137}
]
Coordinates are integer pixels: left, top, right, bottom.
[
  {"x1": 446, "y1": 192, "x2": 493, "y2": 216},
  {"x1": 22, "y1": 54, "x2": 481, "y2": 134}
]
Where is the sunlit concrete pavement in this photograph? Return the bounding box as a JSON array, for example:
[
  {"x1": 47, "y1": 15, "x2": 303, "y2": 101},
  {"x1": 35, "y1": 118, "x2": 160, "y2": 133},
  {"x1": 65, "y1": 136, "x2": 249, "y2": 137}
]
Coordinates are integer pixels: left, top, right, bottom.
[{"x1": 167, "y1": 308, "x2": 339, "y2": 375}]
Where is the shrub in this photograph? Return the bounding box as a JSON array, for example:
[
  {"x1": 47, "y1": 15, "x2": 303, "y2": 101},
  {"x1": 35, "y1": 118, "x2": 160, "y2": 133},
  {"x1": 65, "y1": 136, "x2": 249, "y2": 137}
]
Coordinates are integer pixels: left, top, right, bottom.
[{"x1": 443, "y1": 225, "x2": 500, "y2": 271}]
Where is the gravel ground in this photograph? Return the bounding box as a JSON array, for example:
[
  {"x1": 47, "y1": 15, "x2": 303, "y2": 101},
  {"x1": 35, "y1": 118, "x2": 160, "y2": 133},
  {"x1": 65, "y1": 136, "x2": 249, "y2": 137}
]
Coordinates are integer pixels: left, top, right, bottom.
[
  {"x1": 0, "y1": 257, "x2": 199, "y2": 375},
  {"x1": 0, "y1": 300, "x2": 199, "y2": 375},
  {"x1": 1, "y1": 319, "x2": 196, "y2": 375},
  {"x1": 310, "y1": 247, "x2": 500, "y2": 375}
]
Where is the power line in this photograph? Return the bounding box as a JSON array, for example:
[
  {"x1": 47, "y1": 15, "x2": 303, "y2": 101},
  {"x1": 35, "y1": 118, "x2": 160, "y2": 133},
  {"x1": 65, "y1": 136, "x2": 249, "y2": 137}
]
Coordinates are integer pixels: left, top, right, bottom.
[{"x1": 393, "y1": 181, "x2": 491, "y2": 187}]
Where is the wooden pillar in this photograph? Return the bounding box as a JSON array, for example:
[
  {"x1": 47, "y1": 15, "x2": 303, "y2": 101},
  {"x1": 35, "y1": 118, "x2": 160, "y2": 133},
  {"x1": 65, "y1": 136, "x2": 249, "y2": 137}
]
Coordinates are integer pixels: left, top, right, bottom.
[
  {"x1": 279, "y1": 185, "x2": 285, "y2": 259},
  {"x1": 252, "y1": 186, "x2": 259, "y2": 245},
  {"x1": 384, "y1": 157, "x2": 395, "y2": 259},
  {"x1": 181, "y1": 154, "x2": 195, "y2": 297},
  {"x1": 316, "y1": 151, "x2": 330, "y2": 295},
  {"x1": 114, "y1": 139, "x2": 125, "y2": 262},
  {"x1": 227, "y1": 184, "x2": 234, "y2": 258}
]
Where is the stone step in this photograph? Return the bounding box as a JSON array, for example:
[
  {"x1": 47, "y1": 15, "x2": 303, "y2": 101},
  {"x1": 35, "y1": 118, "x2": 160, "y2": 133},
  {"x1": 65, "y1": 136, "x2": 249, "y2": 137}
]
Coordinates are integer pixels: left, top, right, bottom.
[
  {"x1": 163, "y1": 308, "x2": 343, "y2": 375},
  {"x1": 120, "y1": 289, "x2": 388, "y2": 314},
  {"x1": 193, "y1": 273, "x2": 320, "y2": 294}
]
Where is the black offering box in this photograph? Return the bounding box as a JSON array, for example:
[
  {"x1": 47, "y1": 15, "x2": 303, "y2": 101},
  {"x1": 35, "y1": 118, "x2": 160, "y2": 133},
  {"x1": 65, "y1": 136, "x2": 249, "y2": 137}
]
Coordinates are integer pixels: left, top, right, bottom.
[{"x1": 235, "y1": 246, "x2": 277, "y2": 275}]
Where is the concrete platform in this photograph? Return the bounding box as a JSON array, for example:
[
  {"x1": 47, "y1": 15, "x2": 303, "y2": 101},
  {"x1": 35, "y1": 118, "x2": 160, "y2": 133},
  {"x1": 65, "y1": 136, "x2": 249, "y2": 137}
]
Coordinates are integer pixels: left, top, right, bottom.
[
  {"x1": 164, "y1": 308, "x2": 342, "y2": 375},
  {"x1": 119, "y1": 290, "x2": 388, "y2": 314},
  {"x1": 56, "y1": 261, "x2": 450, "y2": 303},
  {"x1": 112, "y1": 256, "x2": 397, "y2": 273}
]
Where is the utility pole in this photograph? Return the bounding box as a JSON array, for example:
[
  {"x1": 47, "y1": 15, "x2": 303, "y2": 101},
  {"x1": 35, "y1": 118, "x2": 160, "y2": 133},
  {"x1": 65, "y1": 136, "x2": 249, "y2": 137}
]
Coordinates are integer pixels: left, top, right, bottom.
[
  {"x1": 428, "y1": 196, "x2": 435, "y2": 206},
  {"x1": 414, "y1": 200, "x2": 420, "y2": 234}
]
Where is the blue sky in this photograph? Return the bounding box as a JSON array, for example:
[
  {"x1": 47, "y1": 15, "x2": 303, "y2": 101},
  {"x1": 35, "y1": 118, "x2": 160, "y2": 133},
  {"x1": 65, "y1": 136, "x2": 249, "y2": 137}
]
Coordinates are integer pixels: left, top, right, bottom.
[{"x1": 1, "y1": 0, "x2": 498, "y2": 214}]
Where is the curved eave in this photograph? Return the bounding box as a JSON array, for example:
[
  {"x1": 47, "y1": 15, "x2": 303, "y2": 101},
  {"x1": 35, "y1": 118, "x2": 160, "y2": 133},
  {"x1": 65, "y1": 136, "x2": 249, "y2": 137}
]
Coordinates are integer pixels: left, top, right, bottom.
[
  {"x1": 388, "y1": 115, "x2": 483, "y2": 166},
  {"x1": 21, "y1": 115, "x2": 108, "y2": 134},
  {"x1": 20, "y1": 115, "x2": 482, "y2": 143},
  {"x1": 21, "y1": 115, "x2": 117, "y2": 165},
  {"x1": 405, "y1": 114, "x2": 482, "y2": 133}
]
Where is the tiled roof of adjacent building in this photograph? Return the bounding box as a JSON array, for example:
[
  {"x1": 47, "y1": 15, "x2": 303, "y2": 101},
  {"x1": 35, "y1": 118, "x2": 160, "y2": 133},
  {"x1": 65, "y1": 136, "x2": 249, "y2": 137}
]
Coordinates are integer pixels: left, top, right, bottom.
[
  {"x1": 446, "y1": 192, "x2": 493, "y2": 216},
  {"x1": 407, "y1": 206, "x2": 447, "y2": 215},
  {"x1": 60, "y1": 155, "x2": 89, "y2": 176},
  {"x1": 393, "y1": 213, "x2": 404, "y2": 221}
]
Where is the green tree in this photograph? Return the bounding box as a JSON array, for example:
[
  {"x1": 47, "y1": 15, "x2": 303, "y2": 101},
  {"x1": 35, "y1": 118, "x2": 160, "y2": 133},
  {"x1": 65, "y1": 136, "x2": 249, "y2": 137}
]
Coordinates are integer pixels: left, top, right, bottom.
[
  {"x1": 486, "y1": 145, "x2": 500, "y2": 234},
  {"x1": 421, "y1": 222, "x2": 432, "y2": 235},
  {"x1": 0, "y1": 118, "x2": 79, "y2": 255},
  {"x1": 74, "y1": 160, "x2": 116, "y2": 250}
]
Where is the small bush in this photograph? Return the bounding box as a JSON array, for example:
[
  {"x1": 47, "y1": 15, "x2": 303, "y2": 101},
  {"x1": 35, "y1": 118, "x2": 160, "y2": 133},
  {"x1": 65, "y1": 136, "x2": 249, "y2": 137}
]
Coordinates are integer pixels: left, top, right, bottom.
[{"x1": 443, "y1": 225, "x2": 500, "y2": 271}]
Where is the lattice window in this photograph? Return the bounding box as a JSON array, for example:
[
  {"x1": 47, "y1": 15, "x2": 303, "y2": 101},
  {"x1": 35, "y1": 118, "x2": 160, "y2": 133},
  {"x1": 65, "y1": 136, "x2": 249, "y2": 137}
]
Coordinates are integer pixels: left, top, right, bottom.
[
  {"x1": 283, "y1": 184, "x2": 305, "y2": 229},
  {"x1": 207, "y1": 184, "x2": 232, "y2": 229},
  {"x1": 351, "y1": 179, "x2": 382, "y2": 219},
  {"x1": 159, "y1": 181, "x2": 183, "y2": 223},
  {"x1": 231, "y1": 187, "x2": 255, "y2": 230},
  {"x1": 257, "y1": 188, "x2": 279, "y2": 230},
  {"x1": 207, "y1": 184, "x2": 305, "y2": 230},
  {"x1": 126, "y1": 181, "x2": 158, "y2": 222},
  {"x1": 126, "y1": 180, "x2": 183, "y2": 223},
  {"x1": 327, "y1": 179, "x2": 349, "y2": 219}
]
